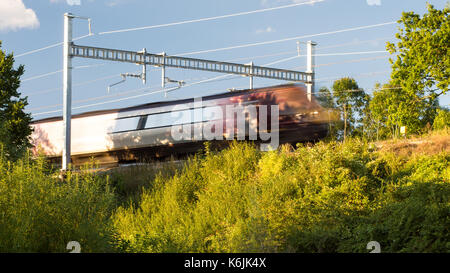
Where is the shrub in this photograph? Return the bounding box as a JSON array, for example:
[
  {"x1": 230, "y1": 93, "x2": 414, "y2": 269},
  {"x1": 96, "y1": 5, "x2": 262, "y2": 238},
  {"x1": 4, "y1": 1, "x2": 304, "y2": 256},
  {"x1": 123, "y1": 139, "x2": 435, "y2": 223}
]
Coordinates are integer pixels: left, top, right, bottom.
[
  {"x1": 433, "y1": 108, "x2": 450, "y2": 130},
  {"x1": 111, "y1": 140, "x2": 449, "y2": 253},
  {"x1": 0, "y1": 154, "x2": 116, "y2": 252}
]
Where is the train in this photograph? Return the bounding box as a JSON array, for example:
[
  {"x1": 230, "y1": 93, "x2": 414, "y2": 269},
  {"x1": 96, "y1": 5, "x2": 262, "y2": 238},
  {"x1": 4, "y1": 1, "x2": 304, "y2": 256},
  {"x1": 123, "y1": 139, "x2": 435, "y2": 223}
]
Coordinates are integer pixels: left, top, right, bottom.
[{"x1": 31, "y1": 84, "x2": 330, "y2": 166}]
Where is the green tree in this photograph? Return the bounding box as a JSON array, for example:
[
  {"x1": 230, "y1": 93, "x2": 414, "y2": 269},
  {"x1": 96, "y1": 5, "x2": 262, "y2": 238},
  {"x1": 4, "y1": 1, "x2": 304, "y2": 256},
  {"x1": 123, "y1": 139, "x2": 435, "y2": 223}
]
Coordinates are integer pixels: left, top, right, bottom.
[
  {"x1": 386, "y1": 3, "x2": 449, "y2": 100},
  {"x1": 369, "y1": 82, "x2": 438, "y2": 139},
  {"x1": 358, "y1": 93, "x2": 376, "y2": 141},
  {"x1": 332, "y1": 77, "x2": 367, "y2": 141},
  {"x1": 316, "y1": 87, "x2": 341, "y2": 140},
  {"x1": 316, "y1": 86, "x2": 335, "y2": 109},
  {"x1": 0, "y1": 41, "x2": 33, "y2": 160}
]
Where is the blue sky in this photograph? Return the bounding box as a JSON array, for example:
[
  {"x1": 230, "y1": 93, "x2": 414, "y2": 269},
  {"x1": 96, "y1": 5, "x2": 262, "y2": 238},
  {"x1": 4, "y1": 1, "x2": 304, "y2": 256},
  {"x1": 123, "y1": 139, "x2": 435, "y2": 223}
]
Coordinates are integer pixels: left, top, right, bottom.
[{"x1": 1, "y1": 0, "x2": 448, "y2": 119}]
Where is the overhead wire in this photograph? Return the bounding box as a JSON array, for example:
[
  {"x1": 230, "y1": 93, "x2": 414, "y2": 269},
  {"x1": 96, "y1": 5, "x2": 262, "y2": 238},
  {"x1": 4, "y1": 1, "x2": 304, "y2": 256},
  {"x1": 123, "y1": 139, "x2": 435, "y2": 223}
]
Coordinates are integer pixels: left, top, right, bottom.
[
  {"x1": 174, "y1": 21, "x2": 396, "y2": 57},
  {"x1": 315, "y1": 70, "x2": 391, "y2": 83},
  {"x1": 31, "y1": 78, "x2": 411, "y2": 117},
  {"x1": 290, "y1": 55, "x2": 390, "y2": 70},
  {"x1": 317, "y1": 36, "x2": 394, "y2": 51},
  {"x1": 315, "y1": 86, "x2": 404, "y2": 97},
  {"x1": 29, "y1": 73, "x2": 251, "y2": 112},
  {"x1": 30, "y1": 53, "x2": 394, "y2": 116},
  {"x1": 198, "y1": 36, "x2": 393, "y2": 64},
  {"x1": 23, "y1": 47, "x2": 390, "y2": 97},
  {"x1": 28, "y1": 73, "x2": 243, "y2": 111},
  {"x1": 29, "y1": 49, "x2": 391, "y2": 110},
  {"x1": 14, "y1": 20, "x2": 395, "y2": 61},
  {"x1": 18, "y1": 7, "x2": 398, "y2": 117},
  {"x1": 14, "y1": 33, "x2": 93, "y2": 58},
  {"x1": 17, "y1": 19, "x2": 397, "y2": 100},
  {"x1": 14, "y1": 1, "x2": 325, "y2": 59},
  {"x1": 21, "y1": 64, "x2": 105, "y2": 82},
  {"x1": 97, "y1": 0, "x2": 325, "y2": 35}
]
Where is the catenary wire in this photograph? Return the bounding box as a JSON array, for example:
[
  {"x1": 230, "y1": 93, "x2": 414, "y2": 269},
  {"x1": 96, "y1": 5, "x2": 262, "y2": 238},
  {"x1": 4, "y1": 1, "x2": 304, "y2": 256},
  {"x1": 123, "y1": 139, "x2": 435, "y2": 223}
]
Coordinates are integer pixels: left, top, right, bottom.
[
  {"x1": 98, "y1": 0, "x2": 325, "y2": 35},
  {"x1": 174, "y1": 21, "x2": 396, "y2": 57}
]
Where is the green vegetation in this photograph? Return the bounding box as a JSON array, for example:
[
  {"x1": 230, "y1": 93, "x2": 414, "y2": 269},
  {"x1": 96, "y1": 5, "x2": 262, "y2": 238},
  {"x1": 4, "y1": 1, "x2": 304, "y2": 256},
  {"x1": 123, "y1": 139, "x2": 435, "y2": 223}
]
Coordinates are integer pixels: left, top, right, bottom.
[
  {"x1": 316, "y1": 4, "x2": 448, "y2": 141},
  {"x1": 433, "y1": 108, "x2": 450, "y2": 130},
  {"x1": 331, "y1": 77, "x2": 368, "y2": 141},
  {"x1": 387, "y1": 3, "x2": 449, "y2": 99},
  {"x1": 0, "y1": 155, "x2": 116, "y2": 252},
  {"x1": 0, "y1": 133, "x2": 448, "y2": 253},
  {"x1": 110, "y1": 139, "x2": 449, "y2": 253},
  {"x1": 0, "y1": 41, "x2": 33, "y2": 161},
  {"x1": 368, "y1": 82, "x2": 439, "y2": 139}
]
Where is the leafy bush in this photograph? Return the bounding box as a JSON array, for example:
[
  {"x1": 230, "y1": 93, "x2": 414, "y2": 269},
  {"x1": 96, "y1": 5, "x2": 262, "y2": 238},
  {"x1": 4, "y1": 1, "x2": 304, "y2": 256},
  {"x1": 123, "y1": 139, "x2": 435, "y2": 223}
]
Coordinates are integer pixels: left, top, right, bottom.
[
  {"x1": 433, "y1": 108, "x2": 450, "y2": 130},
  {"x1": 111, "y1": 140, "x2": 449, "y2": 253},
  {"x1": 0, "y1": 154, "x2": 116, "y2": 252},
  {"x1": 105, "y1": 161, "x2": 180, "y2": 206},
  {"x1": 1, "y1": 136, "x2": 447, "y2": 253}
]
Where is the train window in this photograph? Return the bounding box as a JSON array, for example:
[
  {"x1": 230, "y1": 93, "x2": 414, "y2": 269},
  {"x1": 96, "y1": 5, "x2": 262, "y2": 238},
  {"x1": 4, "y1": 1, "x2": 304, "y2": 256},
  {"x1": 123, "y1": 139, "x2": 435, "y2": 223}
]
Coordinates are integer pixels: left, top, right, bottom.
[
  {"x1": 145, "y1": 109, "x2": 192, "y2": 129},
  {"x1": 111, "y1": 116, "x2": 140, "y2": 133},
  {"x1": 203, "y1": 106, "x2": 222, "y2": 122},
  {"x1": 110, "y1": 106, "x2": 224, "y2": 133},
  {"x1": 143, "y1": 106, "x2": 222, "y2": 130}
]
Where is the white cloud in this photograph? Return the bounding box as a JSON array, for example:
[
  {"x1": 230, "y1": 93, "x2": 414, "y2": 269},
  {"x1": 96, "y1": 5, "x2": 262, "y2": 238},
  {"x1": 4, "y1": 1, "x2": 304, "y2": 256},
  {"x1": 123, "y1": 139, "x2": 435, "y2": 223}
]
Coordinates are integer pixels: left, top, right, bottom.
[
  {"x1": 256, "y1": 26, "x2": 276, "y2": 34},
  {"x1": 0, "y1": 0, "x2": 39, "y2": 32},
  {"x1": 366, "y1": 0, "x2": 381, "y2": 6},
  {"x1": 50, "y1": 0, "x2": 81, "y2": 5}
]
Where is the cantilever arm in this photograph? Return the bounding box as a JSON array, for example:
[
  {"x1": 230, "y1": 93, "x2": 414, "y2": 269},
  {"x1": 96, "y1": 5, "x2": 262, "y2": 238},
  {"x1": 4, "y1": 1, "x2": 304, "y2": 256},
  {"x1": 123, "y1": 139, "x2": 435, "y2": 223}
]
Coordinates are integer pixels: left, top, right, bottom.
[{"x1": 107, "y1": 75, "x2": 126, "y2": 93}]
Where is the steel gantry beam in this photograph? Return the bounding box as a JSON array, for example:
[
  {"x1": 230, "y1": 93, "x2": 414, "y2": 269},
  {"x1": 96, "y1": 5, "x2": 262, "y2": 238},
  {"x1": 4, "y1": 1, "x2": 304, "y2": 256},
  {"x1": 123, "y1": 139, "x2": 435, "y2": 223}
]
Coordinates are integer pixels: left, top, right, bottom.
[{"x1": 70, "y1": 44, "x2": 313, "y2": 83}]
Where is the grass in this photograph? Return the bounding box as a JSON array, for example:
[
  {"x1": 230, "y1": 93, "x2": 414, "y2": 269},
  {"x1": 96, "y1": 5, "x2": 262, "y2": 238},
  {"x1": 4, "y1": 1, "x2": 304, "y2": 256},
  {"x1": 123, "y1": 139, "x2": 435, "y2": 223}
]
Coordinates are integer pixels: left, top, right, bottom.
[{"x1": 375, "y1": 128, "x2": 449, "y2": 157}]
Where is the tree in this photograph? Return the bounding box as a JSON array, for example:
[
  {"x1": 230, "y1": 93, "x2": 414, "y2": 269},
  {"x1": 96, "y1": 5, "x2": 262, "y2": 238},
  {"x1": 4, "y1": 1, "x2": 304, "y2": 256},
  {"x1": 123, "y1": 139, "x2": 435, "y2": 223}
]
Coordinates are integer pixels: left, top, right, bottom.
[
  {"x1": 316, "y1": 87, "x2": 341, "y2": 140},
  {"x1": 316, "y1": 86, "x2": 335, "y2": 109},
  {"x1": 0, "y1": 41, "x2": 33, "y2": 160},
  {"x1": 386, "y1": 3, "x2": 449, "y2": 101},
  {"x1": 358, "y1": 93, "x2": 377, "y2": 141},
  {"x1": 369, "y1": 82, "x2": 438, "y2": 139},
  {"x1": 332, "y1": 77, "x2": 367, "y2": 142}
]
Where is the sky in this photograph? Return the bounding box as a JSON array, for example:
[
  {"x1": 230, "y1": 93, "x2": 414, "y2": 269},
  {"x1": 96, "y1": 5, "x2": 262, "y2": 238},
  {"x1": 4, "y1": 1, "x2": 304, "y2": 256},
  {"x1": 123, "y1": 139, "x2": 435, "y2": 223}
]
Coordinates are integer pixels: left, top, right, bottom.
[{"x1": 1, "y1": 0, "x2": 449, "y2": 120}]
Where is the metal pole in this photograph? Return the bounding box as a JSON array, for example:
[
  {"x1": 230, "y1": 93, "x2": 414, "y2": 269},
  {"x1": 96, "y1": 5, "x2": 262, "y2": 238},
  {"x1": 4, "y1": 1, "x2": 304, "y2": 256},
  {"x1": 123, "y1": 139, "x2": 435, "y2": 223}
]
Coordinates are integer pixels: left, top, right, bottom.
[
  {"x1": 142, "y1": 48, "x2": 147, "y2": 84},
  {"x1": 161, "y1": 52, "x2": 166, "y2": 88},
  {"x1": 306, "y1": 40, "x2": 316, "y2": 101},
  {"x1": 62, "y1": 13, "x2": 73, "y2": 171},
  {"x1": 249, "y1": 61, "x2": 254, "y2": 89}
]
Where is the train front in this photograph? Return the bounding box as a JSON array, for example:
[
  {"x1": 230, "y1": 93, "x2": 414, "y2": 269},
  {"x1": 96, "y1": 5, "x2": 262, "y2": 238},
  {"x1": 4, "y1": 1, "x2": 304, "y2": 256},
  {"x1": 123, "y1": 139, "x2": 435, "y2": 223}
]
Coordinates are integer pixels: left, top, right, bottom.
[{"x1": 250, "y1": 84, "x2": 331, "y2": 144}]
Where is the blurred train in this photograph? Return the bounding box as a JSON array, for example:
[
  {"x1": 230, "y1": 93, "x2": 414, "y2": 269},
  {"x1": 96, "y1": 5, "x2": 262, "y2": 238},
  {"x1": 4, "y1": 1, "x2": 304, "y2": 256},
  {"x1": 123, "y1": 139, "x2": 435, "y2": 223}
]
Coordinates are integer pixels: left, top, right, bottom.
[{"x1": 31, "y1": 84, "x2": 330, "y2": 166}]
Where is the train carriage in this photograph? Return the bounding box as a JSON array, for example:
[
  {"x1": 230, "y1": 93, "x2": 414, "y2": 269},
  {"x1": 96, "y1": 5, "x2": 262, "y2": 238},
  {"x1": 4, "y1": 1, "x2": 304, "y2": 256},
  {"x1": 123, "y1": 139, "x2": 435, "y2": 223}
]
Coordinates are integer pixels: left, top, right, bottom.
[{"x1": 31, "y1": 84, "x2": 329, "y2": 166}]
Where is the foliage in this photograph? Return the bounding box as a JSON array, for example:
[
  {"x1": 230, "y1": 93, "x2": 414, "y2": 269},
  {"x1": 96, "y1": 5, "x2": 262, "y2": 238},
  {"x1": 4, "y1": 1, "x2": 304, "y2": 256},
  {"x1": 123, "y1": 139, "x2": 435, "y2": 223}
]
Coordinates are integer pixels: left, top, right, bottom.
[
  {"x1": 343, "y1": 154, "x2": 450, "y2": 252},
  {"x1": 0, "y1": 135, "x2": 448, "y2": 253},
  {"x1": 0, "y1": 154, "x2": 116, "y2": 252},
  {"x1": 105, "y1": 161, "x2": 180, "y2": 206},
  {"x1": 369, "y1": 82, "x2": 439, "y2": 139},
  {"x1": 316, "y1": 87, "x2": 335, "y2": 109},
  {"x1": 433, "y1": 108, "x2": 450, "y2": 130},
  {"x1": 386, "y1": 3, "x2": 449, "y2": 99},
  {"x1": 111, "y1": 140, "x2": 449, "y2": 253},
  {"x1": 315, "y1": 87, "x2": 342, "y2": 140},
  {"x1": 0, "y1": 41, "x2": 33, "y2": 161},
  {"x1": 331, "y1": 78, "x2": 368, "y2": 141}
]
